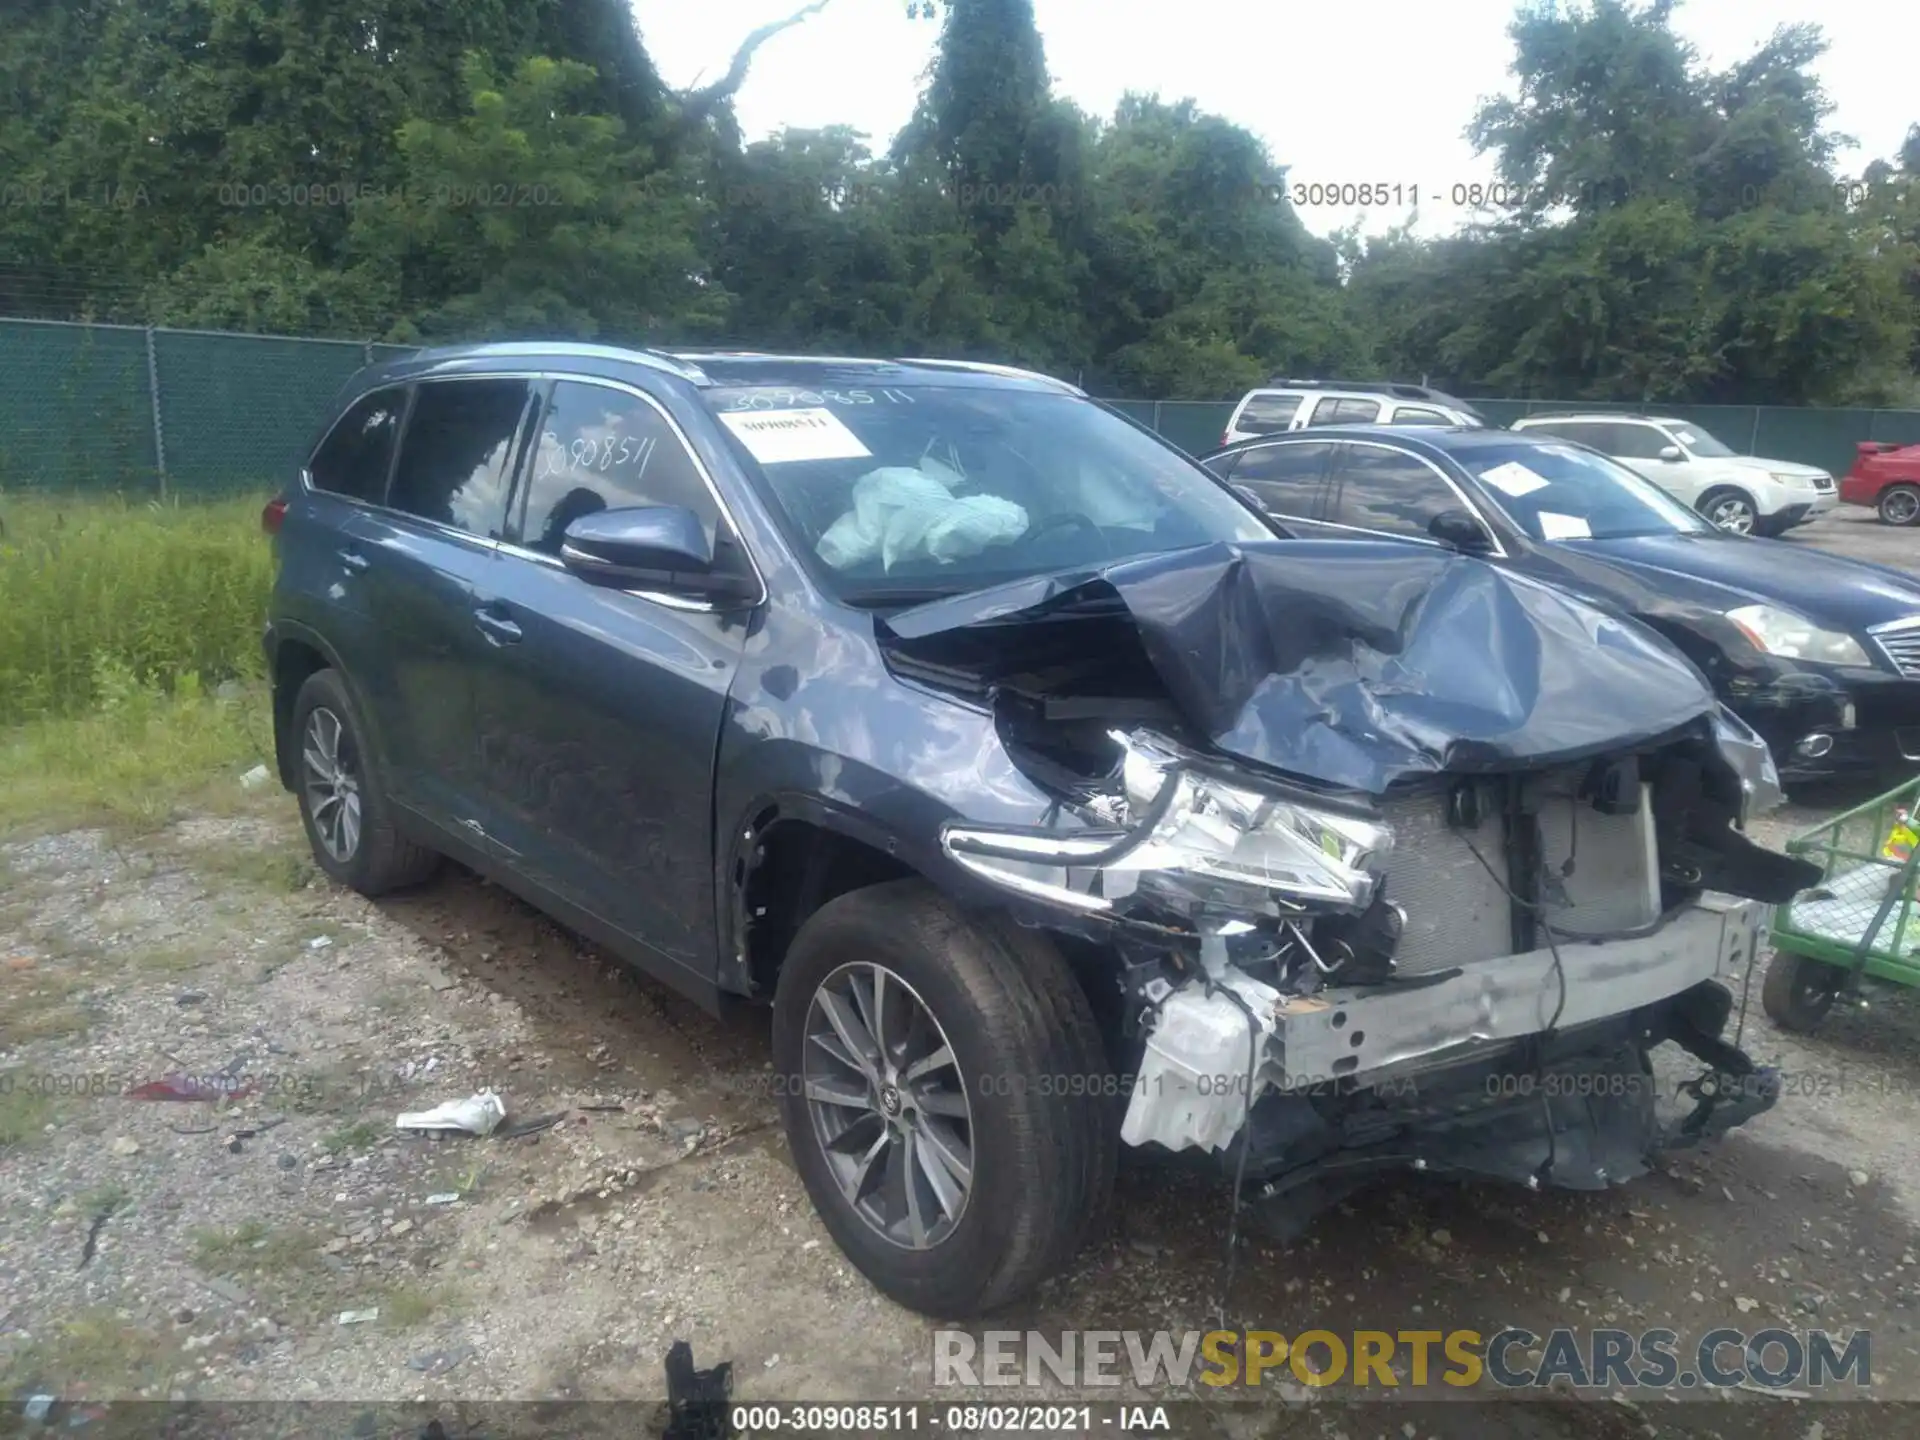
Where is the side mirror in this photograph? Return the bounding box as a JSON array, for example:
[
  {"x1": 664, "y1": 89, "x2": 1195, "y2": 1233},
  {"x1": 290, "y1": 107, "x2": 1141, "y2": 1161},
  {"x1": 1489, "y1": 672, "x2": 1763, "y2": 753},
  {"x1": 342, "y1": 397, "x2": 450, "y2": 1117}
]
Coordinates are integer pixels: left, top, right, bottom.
[
  {"x1": 1232, "y1": 483, "x2": 1268, "y2": 511},
  {"x1": 1658, "y1": 445, "x2": 1685, "y2": 462},
  {"x1": 1428, "y1": 508, "x2": 1495, "y2": 554},
  {"x1": 560, "y1": 506, "x2": 756, "y2": 602}
]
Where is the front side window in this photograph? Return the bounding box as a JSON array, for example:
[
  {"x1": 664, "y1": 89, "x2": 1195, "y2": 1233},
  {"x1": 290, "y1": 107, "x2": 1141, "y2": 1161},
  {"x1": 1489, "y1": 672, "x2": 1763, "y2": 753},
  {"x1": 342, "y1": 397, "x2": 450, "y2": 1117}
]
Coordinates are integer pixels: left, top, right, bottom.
[
  {"x1": 1326, "y1": 445, "x2": 1463, "y2": 539},
  {"x1": 703, "y1": 386, "x2": 1270, "y2": 604},
  {"x1": 309, "y1": 387, "x2": 404, "y2": 502},
  {"x1": 1230, "y1": 441, "x2": 1332, "y2": 518},
  {"x1": 1308, "y1": 397, "x2": 1381, "y2": 426},
  {"x1": 1668, "y1": 424, "x2": 1735, "y2": 457},
  {"x1": 1598, "y1": 423, "x2": 1672, "y2": 461},
  {"x1": 386, "y1": 379, "x2": 531, "y2": 537},
  {"x1": 1461, "y1": 441, "x2": 1709, "y2": 541},
  {"x1": 1235, "y1": 393, "x2": 1303, "y2": 434},
  {"x1": 519, "y1": 381, "x2": 728, "y2": 558}
]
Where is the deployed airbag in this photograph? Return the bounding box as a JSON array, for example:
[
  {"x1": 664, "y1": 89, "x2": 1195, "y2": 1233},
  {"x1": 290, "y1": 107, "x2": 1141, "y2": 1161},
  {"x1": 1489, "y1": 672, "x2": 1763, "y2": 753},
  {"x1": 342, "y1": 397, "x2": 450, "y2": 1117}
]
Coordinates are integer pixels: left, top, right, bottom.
[{"x1": 883, "y1": 540, "x2": 1722, "y2": 794}]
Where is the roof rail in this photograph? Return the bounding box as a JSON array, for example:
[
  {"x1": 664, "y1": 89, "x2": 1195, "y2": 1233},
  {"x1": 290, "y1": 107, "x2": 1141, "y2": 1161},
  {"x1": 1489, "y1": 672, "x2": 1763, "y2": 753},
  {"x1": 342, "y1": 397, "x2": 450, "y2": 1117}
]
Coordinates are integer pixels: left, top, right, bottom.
[
  {"x1": 408, "y1": 340, "x2": 712, "y2": 385},
  {"x1": 894, "y1": 358, "x2": 1085, "y2": 395},
  {"x1": 1264, "y1": 377, "x2": 1451, "y2": 400},
  {"x1": 1519, "y1": 410, "x2": 1658, "y2": 422}
]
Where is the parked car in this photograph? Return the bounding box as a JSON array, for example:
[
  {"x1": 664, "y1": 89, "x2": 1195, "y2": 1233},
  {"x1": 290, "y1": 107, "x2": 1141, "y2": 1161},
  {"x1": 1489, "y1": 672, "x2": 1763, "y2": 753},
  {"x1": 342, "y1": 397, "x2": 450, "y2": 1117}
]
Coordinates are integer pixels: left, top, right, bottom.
[
  {"x1": 1509, "y1": 412, "x2": 1837, "y2": 536},
  {"x1": 265, "y1": 345, "x2": 1807, "y2": 1317},
  {"x1": 1202, "y1": 425, "x2": 1920, "y2": 784},
  {"x1": 1222, "y1": 378, "x2": 1486, "y2": 445},
  {"x1": 1841, "y1": 441, "x2": 1920, "y2": 526}
]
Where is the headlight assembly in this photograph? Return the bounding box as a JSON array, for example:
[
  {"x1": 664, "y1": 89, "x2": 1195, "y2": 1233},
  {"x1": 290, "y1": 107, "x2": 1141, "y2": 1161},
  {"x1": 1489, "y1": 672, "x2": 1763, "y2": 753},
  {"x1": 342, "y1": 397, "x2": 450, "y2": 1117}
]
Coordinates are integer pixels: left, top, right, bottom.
[
  {"x1": 1726, "y1": 604, "x2": 1870, "y2": 667},
  {"x1": 943, "y1": 732, "x2": 1392, "y2": 917}
]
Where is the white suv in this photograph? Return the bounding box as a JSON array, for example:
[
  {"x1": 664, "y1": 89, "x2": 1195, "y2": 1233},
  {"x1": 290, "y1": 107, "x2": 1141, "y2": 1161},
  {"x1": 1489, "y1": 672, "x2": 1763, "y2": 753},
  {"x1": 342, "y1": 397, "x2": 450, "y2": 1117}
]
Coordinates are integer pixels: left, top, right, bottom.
[
  {"x1": 1509, "y1": 413, "x2": 1838, "y2": 536},
  {"x1": 1222, "y1": 380, "x2": 1485, "y2": 445}
]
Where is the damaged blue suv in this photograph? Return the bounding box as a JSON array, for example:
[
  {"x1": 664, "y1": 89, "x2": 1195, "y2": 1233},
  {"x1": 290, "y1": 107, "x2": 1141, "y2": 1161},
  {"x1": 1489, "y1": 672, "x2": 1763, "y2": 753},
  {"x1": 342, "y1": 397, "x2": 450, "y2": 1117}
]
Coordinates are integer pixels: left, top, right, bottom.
[{"x1": 263, "y1": 345, "x2": 1817, "y2": 1317}]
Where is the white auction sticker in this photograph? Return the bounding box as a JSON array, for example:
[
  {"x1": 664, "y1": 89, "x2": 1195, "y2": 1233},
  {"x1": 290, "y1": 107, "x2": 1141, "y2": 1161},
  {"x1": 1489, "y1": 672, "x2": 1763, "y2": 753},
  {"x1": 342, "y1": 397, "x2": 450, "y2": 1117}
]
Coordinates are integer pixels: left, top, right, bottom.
[
  {"x1": 1537, "y1": 511, "x2": 1592, "y2": 539},
  {"x1": 1479, "y1": 460, "x2": 1550, "y2": 498},
  {"x1": 718, "y1": 407, "x2": 872, "y2": 465}
]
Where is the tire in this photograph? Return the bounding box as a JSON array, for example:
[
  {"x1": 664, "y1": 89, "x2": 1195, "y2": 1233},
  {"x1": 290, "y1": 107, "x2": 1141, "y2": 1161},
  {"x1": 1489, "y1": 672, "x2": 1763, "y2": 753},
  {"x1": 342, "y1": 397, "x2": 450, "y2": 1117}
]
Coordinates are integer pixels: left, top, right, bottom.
[
  {"x1": 772, "y1": 879, "x2": 1117, "y2": 1317},
  {"x1": 1761, "y1": 948, "x2": 1842, "y2": 1034},
  {"x1": 289, "y1": 668, "x2": 441, "y2": 896},
  {"x1": 1697, "y1": 487, "x2": 1759, "y2": 535},
  {"x1": 1879, "y1": 485, "x2": 1920, "y2": 527}
]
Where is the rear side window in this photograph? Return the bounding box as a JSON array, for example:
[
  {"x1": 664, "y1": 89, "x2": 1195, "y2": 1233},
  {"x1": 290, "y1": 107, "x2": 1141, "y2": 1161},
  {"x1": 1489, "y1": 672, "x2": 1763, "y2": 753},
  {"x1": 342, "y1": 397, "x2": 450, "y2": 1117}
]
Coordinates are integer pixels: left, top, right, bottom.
[
  {"x1": 518, "y1": 381, "x2": 726, "y2": 557},
  {"x1": 1522, "y1": 421, "x2": 1597, "y2": 446},
  {"x1": 309, "y1": 388, "x2": 405, "y2": 502},
  {"x1": 1234, "y1": 393, "x2": 1303, "y2": 434},
  {"x1": 1230, "y1": 441, "x2": 1332, "y2": 518},
  {"x1": 1389, "y1": 406, "x2": 1448, "y2": 426},
  {"x1": 1308, "y1": 397, "x2": 1381, "y2": 426},
  {"x1": 387, "y1": 379, "x2": 533, "y2": 537}
]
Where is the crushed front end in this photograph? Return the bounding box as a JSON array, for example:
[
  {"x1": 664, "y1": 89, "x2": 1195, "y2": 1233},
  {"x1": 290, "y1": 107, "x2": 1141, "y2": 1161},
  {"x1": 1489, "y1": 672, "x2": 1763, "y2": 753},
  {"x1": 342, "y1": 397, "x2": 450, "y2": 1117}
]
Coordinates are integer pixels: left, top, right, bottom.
[{"x1": 882, "y1": 541, "x2": 1820, "y2": 1222}]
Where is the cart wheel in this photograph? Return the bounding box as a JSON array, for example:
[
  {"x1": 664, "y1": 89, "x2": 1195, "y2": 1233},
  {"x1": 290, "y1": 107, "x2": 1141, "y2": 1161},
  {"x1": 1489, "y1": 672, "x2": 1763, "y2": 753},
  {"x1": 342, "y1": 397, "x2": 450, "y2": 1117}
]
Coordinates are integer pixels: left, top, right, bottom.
[{"x1": 1762, "y1": 950, "x2": 1843, "y2": 1033}]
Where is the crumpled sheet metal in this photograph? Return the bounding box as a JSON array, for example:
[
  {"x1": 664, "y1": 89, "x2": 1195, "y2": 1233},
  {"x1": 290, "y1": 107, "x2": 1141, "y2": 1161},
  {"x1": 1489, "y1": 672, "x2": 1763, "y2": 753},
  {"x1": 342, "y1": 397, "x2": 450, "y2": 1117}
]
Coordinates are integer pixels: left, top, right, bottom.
[{"x1": 886, "y1": 540, "x2": 1722, "y2": 794}]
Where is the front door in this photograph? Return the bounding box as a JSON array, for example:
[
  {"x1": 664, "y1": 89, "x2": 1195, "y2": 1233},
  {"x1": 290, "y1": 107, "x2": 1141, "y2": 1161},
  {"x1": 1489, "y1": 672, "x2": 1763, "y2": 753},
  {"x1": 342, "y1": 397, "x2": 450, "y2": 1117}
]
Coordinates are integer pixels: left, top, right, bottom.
[{"x1": 469, "y1": 377, "x2": 756, "y2": 983}]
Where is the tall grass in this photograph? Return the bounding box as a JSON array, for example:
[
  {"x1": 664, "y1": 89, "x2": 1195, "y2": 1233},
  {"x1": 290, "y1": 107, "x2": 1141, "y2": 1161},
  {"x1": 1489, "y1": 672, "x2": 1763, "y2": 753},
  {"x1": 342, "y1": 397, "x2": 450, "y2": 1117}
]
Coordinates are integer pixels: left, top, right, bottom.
[
  {"x1": 0, "y1": 493, "x2": 273, "y2": 723},
  {"x1": 0, "y1": 493, "x2": 275, "y2": 830}
]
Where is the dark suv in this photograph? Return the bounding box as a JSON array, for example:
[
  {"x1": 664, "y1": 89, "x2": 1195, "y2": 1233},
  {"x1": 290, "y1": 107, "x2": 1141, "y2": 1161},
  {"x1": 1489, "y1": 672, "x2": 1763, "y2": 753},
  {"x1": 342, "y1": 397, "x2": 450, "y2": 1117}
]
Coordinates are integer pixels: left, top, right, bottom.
[{"x1": 264, "y1": 343, "x2": 1811, "y2": 1317}]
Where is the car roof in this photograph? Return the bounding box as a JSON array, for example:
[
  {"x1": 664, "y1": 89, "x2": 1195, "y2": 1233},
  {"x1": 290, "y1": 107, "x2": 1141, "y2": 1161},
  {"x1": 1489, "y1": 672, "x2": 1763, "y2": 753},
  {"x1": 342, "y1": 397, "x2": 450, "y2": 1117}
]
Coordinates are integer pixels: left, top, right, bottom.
[
  {"x1": 1206, "y1": 424, "x2": 1540, "y2": 460},
  {"x1": 351, "y1": 342, "x2": 1083, "y2": 396},
  {"x1": 1516, "y1": 412, "x2": 1677, "y2": 425}
]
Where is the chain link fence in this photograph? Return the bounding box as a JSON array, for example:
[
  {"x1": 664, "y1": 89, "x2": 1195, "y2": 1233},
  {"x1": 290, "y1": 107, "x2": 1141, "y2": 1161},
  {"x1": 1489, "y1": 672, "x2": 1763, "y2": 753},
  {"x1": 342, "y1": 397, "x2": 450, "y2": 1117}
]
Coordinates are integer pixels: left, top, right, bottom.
[
  {"x1": 0, "y1": 318, "x2": 415, "y2": 496},
  {"x1": 4, "y1": 315, "x2": 1920, "y2": 495}
]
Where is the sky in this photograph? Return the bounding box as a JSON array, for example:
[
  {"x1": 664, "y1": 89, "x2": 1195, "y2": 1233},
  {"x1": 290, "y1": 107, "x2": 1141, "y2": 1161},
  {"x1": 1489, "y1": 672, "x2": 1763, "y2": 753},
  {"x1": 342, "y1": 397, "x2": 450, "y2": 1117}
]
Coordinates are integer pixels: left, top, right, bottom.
[{"x1": 637, "y1": 0, "x2": 1920, "y2": 240}]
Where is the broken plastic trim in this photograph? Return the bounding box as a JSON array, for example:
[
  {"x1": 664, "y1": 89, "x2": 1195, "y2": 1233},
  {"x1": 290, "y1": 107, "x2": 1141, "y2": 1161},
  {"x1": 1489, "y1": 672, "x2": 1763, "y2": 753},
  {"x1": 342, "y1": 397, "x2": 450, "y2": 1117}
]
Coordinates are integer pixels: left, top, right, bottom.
[{"x1": 942, "y1": 731, "x2": 1393, "y2": 917}]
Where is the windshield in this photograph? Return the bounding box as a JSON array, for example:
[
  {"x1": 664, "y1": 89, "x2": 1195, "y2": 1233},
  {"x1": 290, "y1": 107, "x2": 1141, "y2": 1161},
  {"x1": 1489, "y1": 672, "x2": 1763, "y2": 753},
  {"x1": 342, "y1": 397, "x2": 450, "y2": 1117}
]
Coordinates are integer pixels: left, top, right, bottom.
[
  {"x1": 1460, "y1": 440, "x2": 1712, "y2": 541},
  {"x1": 704, "y1": 385, "x2": 1272, "y2": 603},
  {"x1": 1668, "y1": 424, "x2": 1735, "y2": 457}
]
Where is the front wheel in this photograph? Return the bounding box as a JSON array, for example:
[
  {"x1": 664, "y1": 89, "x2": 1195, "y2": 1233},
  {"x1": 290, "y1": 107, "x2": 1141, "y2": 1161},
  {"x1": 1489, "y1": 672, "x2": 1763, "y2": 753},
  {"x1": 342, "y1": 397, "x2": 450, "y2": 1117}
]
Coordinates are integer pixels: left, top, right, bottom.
[
  {"x1": 1761, "y1": 948, "x2": 1843, "y2": 1034},
  {"x1": 772, "y1": 880, "x2": 1116, "y2": 1317},
  {"x1": 1879, "y1": 485, "x2": 1920, "y2": 527},
  {"x1": 1698, "y1": 487, "x2": 1759, "y2": 535}
]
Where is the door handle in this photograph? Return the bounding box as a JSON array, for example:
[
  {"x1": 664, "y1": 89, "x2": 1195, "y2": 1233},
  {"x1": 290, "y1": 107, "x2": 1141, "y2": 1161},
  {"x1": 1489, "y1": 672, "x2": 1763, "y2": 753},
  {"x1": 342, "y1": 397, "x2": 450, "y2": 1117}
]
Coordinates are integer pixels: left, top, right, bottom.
[
  {"x1": 337, "y1": 548, "x2": 370, "y2": 572},
  {"x1": 473, "y1": 607, "x2": 522, "y2": 646}
]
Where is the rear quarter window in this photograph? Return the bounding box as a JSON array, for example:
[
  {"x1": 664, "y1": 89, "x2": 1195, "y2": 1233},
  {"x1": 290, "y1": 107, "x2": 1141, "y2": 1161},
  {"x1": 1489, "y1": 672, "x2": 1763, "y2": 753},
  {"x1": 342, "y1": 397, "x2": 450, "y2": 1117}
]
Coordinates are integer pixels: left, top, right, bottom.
[{"x1": 308, "y1": 387, "x2": 406, "y2": 502}]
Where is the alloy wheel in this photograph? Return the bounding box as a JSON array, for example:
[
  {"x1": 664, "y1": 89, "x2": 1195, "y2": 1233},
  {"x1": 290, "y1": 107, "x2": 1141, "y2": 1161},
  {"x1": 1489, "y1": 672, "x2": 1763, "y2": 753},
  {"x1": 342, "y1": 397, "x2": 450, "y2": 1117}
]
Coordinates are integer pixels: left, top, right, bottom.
[
  {"x1": 300, "y1": 706, "x2": 362, "y2": 863},
  {"x1": 801, "y1": 962, "x2": 975, "y2": 1250},
  {"x1": 1705, "y1": 494, "x2": 1756, "y2": 534},
  {"x1": 1884, "y1": 490, "x2": 1920, "y2": 525}
]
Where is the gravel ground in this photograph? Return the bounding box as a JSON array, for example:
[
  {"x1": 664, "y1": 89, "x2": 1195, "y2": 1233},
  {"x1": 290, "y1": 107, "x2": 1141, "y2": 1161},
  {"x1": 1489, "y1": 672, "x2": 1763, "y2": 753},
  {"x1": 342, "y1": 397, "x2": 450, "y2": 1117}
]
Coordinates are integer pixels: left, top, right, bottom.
[{"x1": 4, "y1": 504, "x2": 1920, "y2": 1437}]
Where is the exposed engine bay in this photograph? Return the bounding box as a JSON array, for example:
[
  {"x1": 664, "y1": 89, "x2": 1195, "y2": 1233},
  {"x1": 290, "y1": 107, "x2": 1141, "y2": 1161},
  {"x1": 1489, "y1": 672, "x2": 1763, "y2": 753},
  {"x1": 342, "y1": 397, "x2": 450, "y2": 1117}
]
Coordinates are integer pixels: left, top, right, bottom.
[{"x1": 880, "y1": 540, "x2": 1821, "y2": 1209}]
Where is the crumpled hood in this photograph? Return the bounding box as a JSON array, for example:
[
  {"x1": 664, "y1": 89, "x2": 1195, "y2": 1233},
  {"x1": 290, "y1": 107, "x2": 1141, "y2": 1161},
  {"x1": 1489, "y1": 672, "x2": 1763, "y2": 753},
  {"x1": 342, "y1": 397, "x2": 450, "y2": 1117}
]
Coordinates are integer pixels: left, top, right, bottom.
[{"x1": 882, "y1": 539, "x2": 1722, "y2": 794}]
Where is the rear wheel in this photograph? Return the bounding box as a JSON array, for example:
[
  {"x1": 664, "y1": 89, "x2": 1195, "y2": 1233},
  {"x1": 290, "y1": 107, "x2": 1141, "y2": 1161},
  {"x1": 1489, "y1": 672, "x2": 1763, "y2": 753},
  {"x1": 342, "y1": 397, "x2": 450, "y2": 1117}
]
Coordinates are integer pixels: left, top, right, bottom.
[
  {"x1": 772, "y1": 879, "x2": 1116, "y2": 1317},
  {"x1": 290, "y1": 669, "x2": 440, "y2": 896},
  {"x1": 1879, "y1": 485, "x2": 1920, "y2": 527},
  {"x1": 1698, "y1": 487, "x2": 1759, "y2": 535},
  {"x1": 1761, "y1": 949, "x2": 1843, "y2": 1034}
]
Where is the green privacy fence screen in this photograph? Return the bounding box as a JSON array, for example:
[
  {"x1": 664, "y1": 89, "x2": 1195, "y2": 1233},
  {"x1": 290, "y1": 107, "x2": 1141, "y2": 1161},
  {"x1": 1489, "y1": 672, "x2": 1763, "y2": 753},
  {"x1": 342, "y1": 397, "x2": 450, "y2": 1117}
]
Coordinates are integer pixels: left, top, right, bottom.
[
  {"x1": 0, "y1": 318, "x2": 416, "y2": 495},
  {"x1": 3, "y1": 315, "x2": 1919, "y2": 494}
]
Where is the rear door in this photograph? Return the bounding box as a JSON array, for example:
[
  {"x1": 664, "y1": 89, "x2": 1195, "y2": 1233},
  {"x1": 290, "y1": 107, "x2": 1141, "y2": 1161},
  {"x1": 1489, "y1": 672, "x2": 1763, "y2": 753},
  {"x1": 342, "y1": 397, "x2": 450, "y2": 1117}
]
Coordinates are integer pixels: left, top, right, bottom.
[
  {"x1": 469, "y1": 376, "x2": 756, "y2": 983},
  {"x1": 1212, "y1": 440, "x2": 1336, "y2": 535},
  {"x1": 340, "y1": 376, "x2": 534, "y2": 837}
]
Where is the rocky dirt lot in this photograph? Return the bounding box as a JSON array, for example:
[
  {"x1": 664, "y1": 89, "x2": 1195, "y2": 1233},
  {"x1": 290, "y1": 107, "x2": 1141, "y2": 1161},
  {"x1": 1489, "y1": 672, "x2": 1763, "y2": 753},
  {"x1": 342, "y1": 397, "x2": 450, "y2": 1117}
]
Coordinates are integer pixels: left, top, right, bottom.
[{"x1": 4, "y1": 510, "x2": 1920, "y2": 1439}]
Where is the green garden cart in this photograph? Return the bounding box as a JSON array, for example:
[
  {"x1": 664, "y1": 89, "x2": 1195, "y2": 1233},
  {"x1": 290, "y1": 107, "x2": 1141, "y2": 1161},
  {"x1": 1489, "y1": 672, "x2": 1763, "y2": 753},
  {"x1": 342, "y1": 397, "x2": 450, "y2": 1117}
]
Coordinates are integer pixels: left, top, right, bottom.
[{"x1": 1765, "y1": 776, "x2": 1920, "y2": 1032}]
